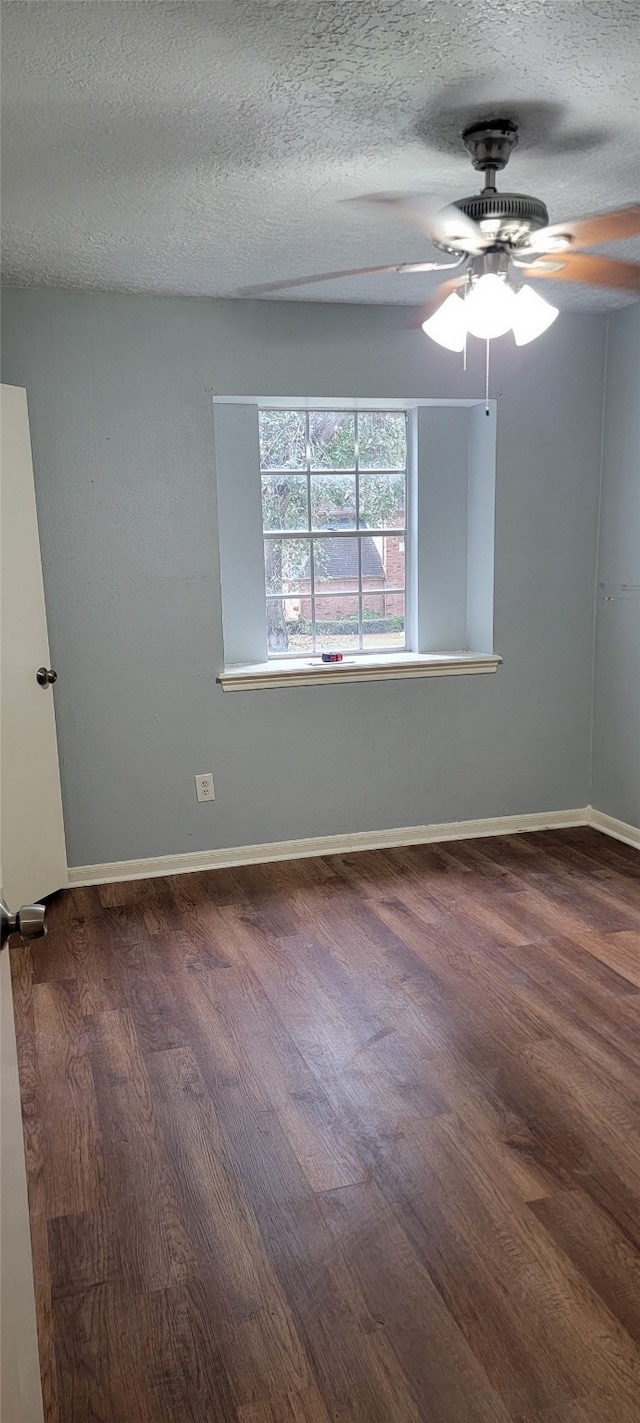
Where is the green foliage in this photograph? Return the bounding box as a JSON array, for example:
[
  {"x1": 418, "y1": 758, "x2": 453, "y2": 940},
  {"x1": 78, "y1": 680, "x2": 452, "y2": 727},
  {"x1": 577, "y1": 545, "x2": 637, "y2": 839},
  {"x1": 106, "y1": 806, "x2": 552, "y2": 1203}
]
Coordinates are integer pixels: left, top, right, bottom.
[
  {"x1": 358, "y1": 412, "x2": 406, "y2": 470},
  {"x1": 259, "y1": 410, "x2": 306, "y2": 470},
  {"x1": 261, "y1": 476, "x2": 308, "y2": 532},
  {"x1": 260, "y1": 409, "x2": 406, "y2": 536},
  {"x1": 310, "y1": 412, "x2": 355, "y2": 469}
]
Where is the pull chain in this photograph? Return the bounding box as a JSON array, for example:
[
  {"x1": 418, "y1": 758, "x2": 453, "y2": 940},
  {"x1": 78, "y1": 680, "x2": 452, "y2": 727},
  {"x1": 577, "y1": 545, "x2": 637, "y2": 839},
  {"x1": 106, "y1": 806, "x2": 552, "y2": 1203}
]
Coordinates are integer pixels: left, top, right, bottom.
[
  {"x1": 463, "y1": 329, "x2": 467, "y2": 374},
  {"x1": 485, "y1": 338, "x2": 490, "y2": 415}
]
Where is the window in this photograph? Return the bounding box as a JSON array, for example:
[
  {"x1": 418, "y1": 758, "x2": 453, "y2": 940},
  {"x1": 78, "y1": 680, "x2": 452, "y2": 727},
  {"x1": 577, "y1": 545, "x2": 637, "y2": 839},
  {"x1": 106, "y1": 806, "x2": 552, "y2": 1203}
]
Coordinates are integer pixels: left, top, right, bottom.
[
  {"x1": 214, "y1": 397, "x2": 500, "y2": 689},
  {"x1": 259, "y1": 409, "x2": 407, "y2": 657}
]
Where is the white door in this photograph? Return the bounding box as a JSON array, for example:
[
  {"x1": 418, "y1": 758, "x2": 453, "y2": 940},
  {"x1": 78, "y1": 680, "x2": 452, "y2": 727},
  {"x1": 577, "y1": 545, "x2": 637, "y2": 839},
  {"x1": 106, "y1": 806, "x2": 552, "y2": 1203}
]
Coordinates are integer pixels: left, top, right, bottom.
[
  {"x1": 1, "y1": 383, "x2": 67, "y2": 908},
  {"x1": 1, "y1": 383, "x2": 67, "y2": 1423}
]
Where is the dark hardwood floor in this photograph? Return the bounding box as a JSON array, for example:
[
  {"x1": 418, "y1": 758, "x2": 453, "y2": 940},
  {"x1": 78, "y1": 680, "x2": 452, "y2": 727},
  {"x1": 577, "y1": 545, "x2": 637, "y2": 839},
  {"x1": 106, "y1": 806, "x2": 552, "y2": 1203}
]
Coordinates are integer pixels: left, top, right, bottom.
[{"x1": 10, "y1": 827, "x2": 640, "y2": 1423}]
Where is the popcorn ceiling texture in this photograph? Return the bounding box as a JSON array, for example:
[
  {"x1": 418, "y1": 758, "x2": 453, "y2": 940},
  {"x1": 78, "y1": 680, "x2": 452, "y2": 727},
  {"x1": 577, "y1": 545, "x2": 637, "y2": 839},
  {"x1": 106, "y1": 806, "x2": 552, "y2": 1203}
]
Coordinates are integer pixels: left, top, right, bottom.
[{"x1": 2, "y1": 0, "x2": 639, "y2": 309}]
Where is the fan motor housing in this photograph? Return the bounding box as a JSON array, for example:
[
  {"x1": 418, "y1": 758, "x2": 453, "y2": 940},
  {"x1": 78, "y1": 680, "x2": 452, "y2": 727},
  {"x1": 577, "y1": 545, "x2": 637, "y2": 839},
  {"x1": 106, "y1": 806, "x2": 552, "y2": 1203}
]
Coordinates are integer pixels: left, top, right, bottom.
[{"x1": 436, "y1": 191, "x2": 550, "y2": 253}]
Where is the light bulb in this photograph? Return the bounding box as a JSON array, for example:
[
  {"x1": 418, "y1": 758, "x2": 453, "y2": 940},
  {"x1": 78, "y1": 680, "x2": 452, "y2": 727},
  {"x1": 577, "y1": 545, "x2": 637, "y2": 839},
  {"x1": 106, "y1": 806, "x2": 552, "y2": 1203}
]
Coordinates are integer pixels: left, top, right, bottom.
[
  {"x1": 421, "y1": 292, "x2": 467, "y2": 351},
  {"x1": 511, "y1": 284, "x2": 559, "y2": 345},
  {"x1": 464, "y1": 274, "x2": 517, "y2": 340}
]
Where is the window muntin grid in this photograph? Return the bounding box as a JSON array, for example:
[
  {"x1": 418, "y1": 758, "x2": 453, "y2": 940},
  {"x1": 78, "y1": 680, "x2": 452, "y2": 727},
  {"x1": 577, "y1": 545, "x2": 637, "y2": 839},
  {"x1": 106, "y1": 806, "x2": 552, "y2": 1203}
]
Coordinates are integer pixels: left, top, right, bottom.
[{"x1": 260, "y1": 409, "x2": 407, "y2": 658}]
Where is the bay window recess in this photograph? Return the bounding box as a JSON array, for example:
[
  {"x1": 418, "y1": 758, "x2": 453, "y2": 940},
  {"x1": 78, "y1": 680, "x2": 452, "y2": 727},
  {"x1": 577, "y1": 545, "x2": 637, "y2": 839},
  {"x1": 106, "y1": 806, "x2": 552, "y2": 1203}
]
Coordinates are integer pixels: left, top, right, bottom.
[{"x1": 213, "y1": 397, "x2": 500, "y2": 690}]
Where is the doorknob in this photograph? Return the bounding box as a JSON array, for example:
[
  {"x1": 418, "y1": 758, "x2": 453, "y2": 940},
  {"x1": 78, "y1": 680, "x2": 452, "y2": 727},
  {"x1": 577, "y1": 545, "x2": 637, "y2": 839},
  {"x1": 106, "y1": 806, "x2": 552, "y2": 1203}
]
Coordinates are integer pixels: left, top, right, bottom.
[
  {"x1": 1, "y1": 899, "x2": 47, "y2": 948},
  {"x1": 36, "y1": 667, "x2": 57, "y2": 686}
]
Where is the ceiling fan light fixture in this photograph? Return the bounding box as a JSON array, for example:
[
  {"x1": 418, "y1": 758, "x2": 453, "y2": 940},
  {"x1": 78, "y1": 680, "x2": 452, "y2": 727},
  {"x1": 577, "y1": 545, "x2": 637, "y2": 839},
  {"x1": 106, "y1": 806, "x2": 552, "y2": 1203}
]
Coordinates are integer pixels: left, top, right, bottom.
[
  {"x1": 511, "y1": 283, "x2": 559, "y2": 345},
  {"x1": 421, "y1": 291, "x2": 467, "y2": 351},
  {"x1": 463, "y1": 273, "x2": 517, "y2": 339}
]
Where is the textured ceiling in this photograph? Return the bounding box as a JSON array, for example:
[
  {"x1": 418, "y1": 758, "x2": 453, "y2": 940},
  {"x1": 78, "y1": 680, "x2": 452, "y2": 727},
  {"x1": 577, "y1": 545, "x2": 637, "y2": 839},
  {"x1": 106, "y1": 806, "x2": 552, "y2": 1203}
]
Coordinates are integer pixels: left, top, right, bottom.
[{"x1": 2, "y1": 0, "x2": 639, "y2": 310}]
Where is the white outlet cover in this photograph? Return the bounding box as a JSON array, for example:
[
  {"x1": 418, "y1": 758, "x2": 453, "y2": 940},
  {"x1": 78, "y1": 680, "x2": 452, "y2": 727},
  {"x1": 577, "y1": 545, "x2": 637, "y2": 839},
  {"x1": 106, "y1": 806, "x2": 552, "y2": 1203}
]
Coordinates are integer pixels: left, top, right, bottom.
[{"x1": 195, "y1": 773, "x2": 215, "y2": 802}]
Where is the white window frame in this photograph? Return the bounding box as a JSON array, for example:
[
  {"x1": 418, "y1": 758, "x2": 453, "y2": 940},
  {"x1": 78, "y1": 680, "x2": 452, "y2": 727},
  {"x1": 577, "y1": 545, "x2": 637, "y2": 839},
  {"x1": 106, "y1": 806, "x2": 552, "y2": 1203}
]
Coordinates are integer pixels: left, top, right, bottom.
[
  {"x1": 260, "y1": 406, "x2": 409, "y2": 660},
  {"x1": 213, "y1": 396, "x2": 501, "y2": 690}
]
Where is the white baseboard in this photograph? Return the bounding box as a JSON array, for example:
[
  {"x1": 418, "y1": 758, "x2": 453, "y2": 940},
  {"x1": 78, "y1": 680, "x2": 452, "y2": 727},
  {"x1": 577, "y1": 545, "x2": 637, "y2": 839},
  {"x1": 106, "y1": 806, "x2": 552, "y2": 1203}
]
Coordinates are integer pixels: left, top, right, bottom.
[
  {"x1": 588, "y1": 808, "x2": 640, "y2": 851},
  {"x1": 68, "y1": 807, "x2": 592, "y2": 887}
]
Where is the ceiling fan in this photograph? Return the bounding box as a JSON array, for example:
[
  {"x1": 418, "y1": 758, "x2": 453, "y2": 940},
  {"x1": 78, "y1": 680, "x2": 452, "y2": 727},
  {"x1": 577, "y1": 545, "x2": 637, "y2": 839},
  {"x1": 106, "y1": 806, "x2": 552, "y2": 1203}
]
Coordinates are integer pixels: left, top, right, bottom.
[{"x1": 243, "y1": 119, "x2": 640, "y2": 349}]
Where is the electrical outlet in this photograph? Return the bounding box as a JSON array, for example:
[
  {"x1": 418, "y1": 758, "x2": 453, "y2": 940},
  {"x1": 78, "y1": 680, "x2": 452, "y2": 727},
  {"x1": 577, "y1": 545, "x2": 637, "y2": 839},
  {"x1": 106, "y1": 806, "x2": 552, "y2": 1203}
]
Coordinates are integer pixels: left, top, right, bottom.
[{"x1": 195, "y1": 773, "x2": 215, "y2": 803}]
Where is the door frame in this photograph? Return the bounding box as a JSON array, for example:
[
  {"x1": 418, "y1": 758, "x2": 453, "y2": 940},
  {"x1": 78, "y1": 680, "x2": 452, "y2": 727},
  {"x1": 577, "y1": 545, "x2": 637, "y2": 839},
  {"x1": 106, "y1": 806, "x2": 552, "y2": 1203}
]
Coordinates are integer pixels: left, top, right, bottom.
[{"x1": 0, "y1": 945, "x2": 45, "y2": 1422}]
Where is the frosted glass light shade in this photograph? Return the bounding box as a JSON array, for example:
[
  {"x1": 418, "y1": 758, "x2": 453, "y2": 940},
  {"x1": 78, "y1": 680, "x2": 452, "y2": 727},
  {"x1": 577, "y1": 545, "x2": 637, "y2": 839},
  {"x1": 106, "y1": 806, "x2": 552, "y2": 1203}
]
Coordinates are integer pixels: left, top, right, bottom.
[
  {"x1": 421, "y1": 292, "x2": 467, "y2": 351},
  {"x1": 421, "y1": 273, "x2": 560, "y2": 351},
  {"x1": 464, "y1": 274, "x2": 517, "y2": 339},
  {"x1": 511, "y1": 284, "x2": 559, "y2": 345}
]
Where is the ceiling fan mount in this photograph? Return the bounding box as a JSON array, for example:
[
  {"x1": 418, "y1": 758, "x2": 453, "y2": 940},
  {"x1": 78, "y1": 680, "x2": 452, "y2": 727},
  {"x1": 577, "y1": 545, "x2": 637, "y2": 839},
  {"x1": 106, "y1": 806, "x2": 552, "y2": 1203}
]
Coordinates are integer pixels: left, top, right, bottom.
[
  {"x1": 461, "y1": 118, "x2": 519, "y2": 174},
  {"x1": 435, "y1": 121, "x2": 551, "y2": 254}
]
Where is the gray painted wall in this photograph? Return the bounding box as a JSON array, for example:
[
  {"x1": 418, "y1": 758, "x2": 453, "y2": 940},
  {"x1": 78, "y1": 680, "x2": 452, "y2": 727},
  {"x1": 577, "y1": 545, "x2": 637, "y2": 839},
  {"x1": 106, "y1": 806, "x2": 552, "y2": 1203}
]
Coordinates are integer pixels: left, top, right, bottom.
[
  {"x1": 592, "y1": 303, "x2": 640, "y2": 827},
  {"x1": 1, "y1": 289, "x2": 605, "y2": 866}
]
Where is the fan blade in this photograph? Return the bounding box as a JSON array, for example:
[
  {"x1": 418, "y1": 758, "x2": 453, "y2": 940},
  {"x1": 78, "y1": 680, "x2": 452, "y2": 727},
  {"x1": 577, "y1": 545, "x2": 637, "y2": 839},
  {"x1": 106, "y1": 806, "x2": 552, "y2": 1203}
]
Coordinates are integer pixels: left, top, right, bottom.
[
  {"x1": 521, "y1": 251, "x2": 640, "y2": 292},
  {"x1": 239, "y1": 262, "x2": 410, "y2": 296},
  {"x1": 397, "y1": 259, "x2": 465, "y2": 274},
  {"x1": 355, "y1": 193, "x2": 488, "y2": 255},
  {"x1": 526, "y1": 202, "x2": 640, "y2": 253},
  {"x1": 239, "y1": 258, "x2": 462, "y2": 297}
]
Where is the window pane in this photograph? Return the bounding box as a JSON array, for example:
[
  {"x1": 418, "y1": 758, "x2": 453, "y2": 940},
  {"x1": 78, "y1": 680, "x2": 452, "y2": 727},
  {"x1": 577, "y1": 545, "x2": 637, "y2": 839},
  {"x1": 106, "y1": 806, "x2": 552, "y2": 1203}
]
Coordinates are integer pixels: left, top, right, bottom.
[
  {"x1": 314, "y1": 596, "x2": 360, "y2": 651},
  {"x1": 261, "y1": 475, "x2": 308, "y2": 532},
  {"x1": 264, "y1": 538, "x2": 309, "y2": 596},
  {"x1": 309, "y1": 412, "x2": 355, "y2": 469},
  {"x1": 376, "y1": 532, "x2": 405, "y2": 592},
  {"x1": 360, "y1": 533, "x2": 387, "y2": 591},
  {"x1": 259, "y1": 410, "x2": 306, "y2": 470},
  {"x1": 358, "y1": 412, "x2": 406, "y2": 470},
  {"x1": 313, "y1": 536, "x2": 362, "y2": 594},
  {"x1": 359, "y1": 471, "x2": 405, "y2": 530},
  {"x1": 266, "y1": 598, "x2": 312, "y2": 655},
  {"x1": 310, "y1": 474, "x2": 356, "y2": 531},
  {"x1": 362, "y1": 593, "x2": 405, "y2": 650}
]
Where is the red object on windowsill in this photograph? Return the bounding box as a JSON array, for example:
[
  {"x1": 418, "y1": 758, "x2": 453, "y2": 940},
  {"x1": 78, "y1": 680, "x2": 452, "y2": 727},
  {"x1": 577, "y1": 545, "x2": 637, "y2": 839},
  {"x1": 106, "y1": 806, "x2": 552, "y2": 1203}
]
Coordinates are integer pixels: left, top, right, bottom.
[{"x1": 321, "y1": 652, "x2": 343, "y2": 663}]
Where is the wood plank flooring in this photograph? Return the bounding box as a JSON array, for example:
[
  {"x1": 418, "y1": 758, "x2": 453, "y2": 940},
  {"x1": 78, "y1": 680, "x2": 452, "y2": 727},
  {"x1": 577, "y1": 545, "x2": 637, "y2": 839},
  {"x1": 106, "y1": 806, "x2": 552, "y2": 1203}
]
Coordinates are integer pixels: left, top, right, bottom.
[{"x1": 10, "y1": 827, "x2": 640, "y2": 1423}]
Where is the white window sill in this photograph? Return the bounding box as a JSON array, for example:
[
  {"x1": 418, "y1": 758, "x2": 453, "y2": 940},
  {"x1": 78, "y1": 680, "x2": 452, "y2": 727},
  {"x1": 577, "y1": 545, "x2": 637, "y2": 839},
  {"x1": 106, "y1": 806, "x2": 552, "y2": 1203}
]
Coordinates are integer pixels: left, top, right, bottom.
[{"x1": 218, "y1": 651, "x2": 502, "y2": 691}]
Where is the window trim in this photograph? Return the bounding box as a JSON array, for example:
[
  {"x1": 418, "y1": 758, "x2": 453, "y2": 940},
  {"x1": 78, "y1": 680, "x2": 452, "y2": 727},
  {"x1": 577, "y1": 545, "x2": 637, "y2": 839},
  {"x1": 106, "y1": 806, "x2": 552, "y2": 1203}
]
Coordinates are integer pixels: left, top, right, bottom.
[{"x1": 218, "y1": 650, "x2": 501, "y2": 692}]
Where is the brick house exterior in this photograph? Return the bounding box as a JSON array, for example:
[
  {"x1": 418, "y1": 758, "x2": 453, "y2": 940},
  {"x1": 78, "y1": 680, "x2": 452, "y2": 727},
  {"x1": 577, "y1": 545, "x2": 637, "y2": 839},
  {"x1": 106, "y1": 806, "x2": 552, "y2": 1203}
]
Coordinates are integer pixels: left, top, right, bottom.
[{"x1": 287, "y1": 516, "x2": 404, "y2": 622}]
